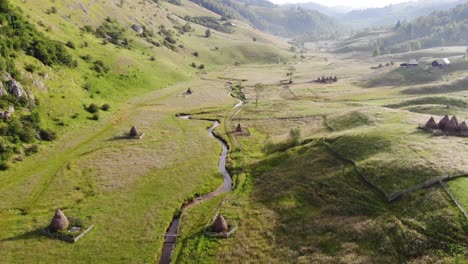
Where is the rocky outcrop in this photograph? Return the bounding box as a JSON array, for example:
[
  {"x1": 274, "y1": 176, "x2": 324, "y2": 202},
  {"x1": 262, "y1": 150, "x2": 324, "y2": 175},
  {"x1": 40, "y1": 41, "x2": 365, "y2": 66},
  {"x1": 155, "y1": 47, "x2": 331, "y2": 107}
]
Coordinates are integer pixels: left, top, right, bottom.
[
  {"x1": 131, "y1": 24, "x2": 144, "y2": 34},
  {"x1": 6, "y1": 79, "x2": 27, "y2": 99},
  {"x1": 0, "y1": 82, "x2": 7, "y2": 96}
]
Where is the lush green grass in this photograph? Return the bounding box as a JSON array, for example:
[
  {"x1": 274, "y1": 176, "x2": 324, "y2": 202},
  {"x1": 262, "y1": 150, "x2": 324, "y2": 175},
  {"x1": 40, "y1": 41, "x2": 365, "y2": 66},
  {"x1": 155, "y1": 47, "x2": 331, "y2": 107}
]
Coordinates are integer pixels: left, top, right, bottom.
[
  {"x1": 448, "y1": 177, "x2": 468, "y2": 209},
  {"x1": 363, "y1": 67, "x2": 444, "y2": 88}
]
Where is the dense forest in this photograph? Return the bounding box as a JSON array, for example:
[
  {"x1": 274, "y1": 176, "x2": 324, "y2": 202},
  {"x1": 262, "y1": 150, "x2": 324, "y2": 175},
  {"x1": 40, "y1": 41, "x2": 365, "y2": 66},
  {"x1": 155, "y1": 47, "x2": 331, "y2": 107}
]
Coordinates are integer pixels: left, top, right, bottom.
[{"x1": 377, "y1": 3, "x2": 468, "y2": 53}]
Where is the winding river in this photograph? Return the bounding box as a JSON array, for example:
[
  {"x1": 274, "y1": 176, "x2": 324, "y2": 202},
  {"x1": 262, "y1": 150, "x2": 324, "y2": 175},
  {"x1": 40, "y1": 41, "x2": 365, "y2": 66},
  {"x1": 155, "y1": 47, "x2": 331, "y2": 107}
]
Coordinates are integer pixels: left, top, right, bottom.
[{"x1": 158, "y1": 118, "x2": 232, "y2": 264}]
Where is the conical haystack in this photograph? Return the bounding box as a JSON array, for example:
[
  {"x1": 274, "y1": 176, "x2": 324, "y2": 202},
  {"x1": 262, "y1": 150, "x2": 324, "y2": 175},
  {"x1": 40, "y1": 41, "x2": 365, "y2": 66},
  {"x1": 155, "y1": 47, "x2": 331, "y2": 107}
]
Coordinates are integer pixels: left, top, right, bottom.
[
  {"x1": 438, "y1": 115, "x2": 450, "y2": 130},
  {"x1": 213, "y1": 215, "x2": 229, "y2": 233},
  {"x1": 235, "y1": 123, "x2": 243, "y2": 133},
  {"x1": 450, "y1": 116, "x2": 459, "y2": 126},
  {"x1": 444, "y1": 117, "x2": 459, "y2": 133},
  {"x1": 425, "y1": 117, "x2": 439, "y2": 130},
  {"x1": 459, "y1": 121, "x2": 468, "y2": 136},
  {"x1": 49, "y1": 209, "x2": 69, "y2": 232},
  {"x1": 129, "y1": 126, "x2": 139, "y2": 137}
]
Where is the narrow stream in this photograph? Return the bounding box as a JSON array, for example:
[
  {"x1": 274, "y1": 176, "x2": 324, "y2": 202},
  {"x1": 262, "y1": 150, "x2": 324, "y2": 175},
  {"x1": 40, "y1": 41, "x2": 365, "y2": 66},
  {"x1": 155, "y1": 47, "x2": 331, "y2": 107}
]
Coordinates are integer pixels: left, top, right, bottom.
[{"x1": 158, "y1": 118, "x2": 232, "y2": 264}]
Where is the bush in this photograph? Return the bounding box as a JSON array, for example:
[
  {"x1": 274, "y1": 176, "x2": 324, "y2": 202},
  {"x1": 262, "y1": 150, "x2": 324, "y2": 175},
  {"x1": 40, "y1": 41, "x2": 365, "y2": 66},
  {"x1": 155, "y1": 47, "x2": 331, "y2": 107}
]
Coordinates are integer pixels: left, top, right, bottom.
[
  {"x1": 193, "y1": 51, "x2": 199, "y2": 57},
  {"x1": 25, "y1": 64, "x2": 37, "y2": 73},
  {"x1": 24, "y1": 145, "x2": 39, "y2": 156},
  {"x1": 101, "y1": 104, "x2": 111, "y2": 111},
  {"x1": 191, "y1": 62, "x2": 197, "y2": 68},
  {"x1": 0, "y1": 162, "x2": 9, "y2": 171},
  {"x1": 65, "y1": 41, "x2": 76, "y2": 49},
  {"x1": 86, "y1": 103, "x2": 100, "y2": 113},
  {"x1": 91, "y1": 60, "x2": 110, "y2": 74},
  {"x1": 205, "y1": 29, "x2": 211, "y2": 37},
  {"x1": 198, "y1": 64, "x2": 205, "y2": 70},
  {"x1": 288, "y1": 128, "x2": 302, "y2": 146},
  {"x1": 39, "y1": 128, "x2": 57, "y2": 141},
  {"x1": 80, "y1": 54, "x2": 92, "y2": 61},
  {"x1": 91, "y1": 113, "x2": 99, "y2": 120}
]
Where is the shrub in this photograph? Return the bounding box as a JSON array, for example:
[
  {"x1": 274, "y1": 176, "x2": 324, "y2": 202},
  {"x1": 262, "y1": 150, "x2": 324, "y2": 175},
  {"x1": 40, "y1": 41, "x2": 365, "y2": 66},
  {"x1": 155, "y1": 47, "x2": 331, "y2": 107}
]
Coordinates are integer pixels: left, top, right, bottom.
[
  {"x1": 0, "y1": 162, "x2": 9, "y2": 171},
  {"x1": 39, "y1": 128, "x2": 57, "y2": 141},
  {"x1": 191, "y1": 62, "x2": 197, "y2": 68},
  {"x1": 205, "y1": 29, "x2": 211, "y2": 38},
  {"x1": 65, "y1": 41, "x2": 76, "y2": 49},
  {"x1": 198, "y1": 64, "x2": 205, "y2": 70},
  {"x1": 80, "y1": 54, "x2": 92, "y2": 62},
  {"x1": 86, "y1": 103, "x2": 100, "y2": 113},
  {"x1": 193, "y1": 51, "x2": 199, "y2": 57},
  {"x1": 288, "y1": 128, "x2": 302, "y2": 146},
  {"x1": 24, "y1": 145, "x2": 39, "y2": 156},
  {"x1": 91, "y1": 113, "x2": 100, "y2": 120},
  {"x1": 101, "y1": 104, "x2": 111, "y2": 111},
  {"x1": 91, "y1": 60, "x2": 110, "y2": 74},
  {"x1": 25, "y1": 64, "x2": 37, "y2": 73}
]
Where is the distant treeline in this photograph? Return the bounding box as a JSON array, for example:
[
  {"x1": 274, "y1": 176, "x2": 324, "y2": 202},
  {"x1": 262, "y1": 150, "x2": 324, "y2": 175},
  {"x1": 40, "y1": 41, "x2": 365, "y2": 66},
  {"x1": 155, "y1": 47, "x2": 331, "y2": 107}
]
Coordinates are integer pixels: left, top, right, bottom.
[{"x1": 377, "y1": 3, "x2": 468, "y2": 53}]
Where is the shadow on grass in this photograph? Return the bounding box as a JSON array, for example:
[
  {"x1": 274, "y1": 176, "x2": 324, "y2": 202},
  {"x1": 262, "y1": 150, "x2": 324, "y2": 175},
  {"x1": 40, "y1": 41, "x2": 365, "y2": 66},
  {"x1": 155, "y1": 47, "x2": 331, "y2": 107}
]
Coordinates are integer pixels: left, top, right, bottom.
[{"x1": 0, "y1": 228, "x2": 43, "y2": 243}]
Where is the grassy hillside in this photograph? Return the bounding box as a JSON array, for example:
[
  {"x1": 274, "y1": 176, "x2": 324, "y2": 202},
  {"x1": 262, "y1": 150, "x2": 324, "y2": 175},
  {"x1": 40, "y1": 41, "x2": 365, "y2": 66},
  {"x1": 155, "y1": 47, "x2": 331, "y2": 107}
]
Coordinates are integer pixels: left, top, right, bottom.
[{"x1": 0, "y1": 0, "x2": 295, "y2": 262}]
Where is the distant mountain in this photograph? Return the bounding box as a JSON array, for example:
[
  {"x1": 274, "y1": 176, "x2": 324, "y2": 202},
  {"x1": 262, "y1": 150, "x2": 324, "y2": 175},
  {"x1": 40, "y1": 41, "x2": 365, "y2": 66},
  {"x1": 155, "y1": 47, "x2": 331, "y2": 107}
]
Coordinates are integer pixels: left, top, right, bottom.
[
  {"x1": 189, "y1": 0, "x2": 338, "y2": 38},
  {"x1": 235, "y1": 0, "x2": 276, "y2": 8},
  {"x1": 284, "y1": 2, "x2": 352, "y2": 17},
  {"x1": 338, "y1": 0, "x2": 468, "y2": 28},
  {"x1": 286, "y1": 0, "x2": 467, "y2": 29}
]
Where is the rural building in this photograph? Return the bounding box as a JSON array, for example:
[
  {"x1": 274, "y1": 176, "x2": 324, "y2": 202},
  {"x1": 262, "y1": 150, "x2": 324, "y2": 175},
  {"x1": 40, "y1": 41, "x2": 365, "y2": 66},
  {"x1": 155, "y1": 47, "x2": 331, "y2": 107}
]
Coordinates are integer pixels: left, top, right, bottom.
[
  {"x1": 223, "y1": 22, "x2": 236, "y2": 27},
  {"x1": 400, "y1": 59, "x2": 419, "y2": 68},
  {"x1": 432, "y1": 58, "x2": 450, "y2": 68}
]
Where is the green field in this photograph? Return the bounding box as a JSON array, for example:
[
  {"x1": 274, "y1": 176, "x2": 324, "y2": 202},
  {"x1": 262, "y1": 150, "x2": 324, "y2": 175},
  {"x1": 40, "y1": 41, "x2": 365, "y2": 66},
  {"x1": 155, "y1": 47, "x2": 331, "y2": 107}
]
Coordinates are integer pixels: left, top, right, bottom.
[
  {"x1": 0, "y1": 0, "x2": 468, "y2": 263},
  {"x1": 449, "y1": 178, "x2": 468, "y2": 210}
]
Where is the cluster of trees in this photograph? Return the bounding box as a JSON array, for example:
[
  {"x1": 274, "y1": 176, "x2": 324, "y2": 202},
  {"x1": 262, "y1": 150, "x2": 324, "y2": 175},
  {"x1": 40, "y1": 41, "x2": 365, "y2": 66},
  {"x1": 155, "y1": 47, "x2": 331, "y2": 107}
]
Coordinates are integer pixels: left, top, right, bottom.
[
  {"x1": 0, "y1": 110, "x2": 56, "y2": 169},
  {"x1": 94, "y1": 17, "x2": 130, "y2": 47},
  {"x1": 0, "y1": 0, "x2": 75, "y2": 78},
  {"x1": 376, "y1": 3, "x2": 468, "y2": 53},
  {"x1": 184, "y1": 16, "x2": 233, "y2": 33}
]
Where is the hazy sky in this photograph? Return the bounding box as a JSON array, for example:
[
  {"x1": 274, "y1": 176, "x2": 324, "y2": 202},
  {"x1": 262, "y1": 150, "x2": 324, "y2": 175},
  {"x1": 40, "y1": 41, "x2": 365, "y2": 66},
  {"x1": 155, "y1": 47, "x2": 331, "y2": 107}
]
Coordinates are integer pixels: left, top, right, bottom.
[{"x1": 269, "y1": 0, "x2": 415, "y2": 8}]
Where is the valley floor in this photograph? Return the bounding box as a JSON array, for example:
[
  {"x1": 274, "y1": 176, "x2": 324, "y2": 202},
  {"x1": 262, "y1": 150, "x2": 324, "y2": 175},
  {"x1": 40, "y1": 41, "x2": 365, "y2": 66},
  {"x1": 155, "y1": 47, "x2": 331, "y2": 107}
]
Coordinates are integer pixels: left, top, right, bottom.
[{"x1": 1, "y1": 46, "x2": 468, "y2": 263}]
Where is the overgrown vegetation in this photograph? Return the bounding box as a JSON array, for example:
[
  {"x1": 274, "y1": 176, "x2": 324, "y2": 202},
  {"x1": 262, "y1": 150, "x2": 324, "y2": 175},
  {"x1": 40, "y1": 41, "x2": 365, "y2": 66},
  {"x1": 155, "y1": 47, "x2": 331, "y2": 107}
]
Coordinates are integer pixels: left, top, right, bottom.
[
  {"x1": 0, "y1": 0, "x2": 75, "y2": 77},
  {"x1": 184, "y1": 16, "x2": 233, "y2": 33}
]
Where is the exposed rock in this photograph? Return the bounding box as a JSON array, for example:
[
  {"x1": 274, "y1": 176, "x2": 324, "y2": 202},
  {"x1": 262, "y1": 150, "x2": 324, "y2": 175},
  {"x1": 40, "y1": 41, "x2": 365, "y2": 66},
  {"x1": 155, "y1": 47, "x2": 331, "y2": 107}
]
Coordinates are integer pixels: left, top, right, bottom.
[
  {"x1": 49, "y1": 209, "x2": 69, "y2": 232},
  {"x1": 213, "y1": 215, "x2": 229, "y2": 233},
  {"x1": 131, "y1": 24, "x2": 144, "y2": 34},
  {"x1": 33, "y1": 79, "x2": 48, "y2": 92},
  {"x1": 0, "y1": 82, "x2": 7, "y2": 96},
  {"x1": 6, "y1": 79, "x2": 27, "y2": 99}
]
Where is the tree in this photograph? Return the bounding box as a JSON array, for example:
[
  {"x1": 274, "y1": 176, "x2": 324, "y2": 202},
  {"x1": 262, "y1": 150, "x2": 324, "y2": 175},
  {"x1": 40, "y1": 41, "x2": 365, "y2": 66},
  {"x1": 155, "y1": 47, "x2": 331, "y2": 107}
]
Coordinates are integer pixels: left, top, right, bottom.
[
  {"x1": 395, "y1": 20, "x2": 401, "y2": 30},
  {"x1": 254, "y1": 83, "x2": 264, "y2": 107},
  {"x1": 288, "y1": 128, "x2": 302, "y2": 146},
  {"x1": 373, "y1": 48, "x2": 380, "y2": 57},
  {"x1": 205, "y1": 29, "x2": 211, "y2": 38}
]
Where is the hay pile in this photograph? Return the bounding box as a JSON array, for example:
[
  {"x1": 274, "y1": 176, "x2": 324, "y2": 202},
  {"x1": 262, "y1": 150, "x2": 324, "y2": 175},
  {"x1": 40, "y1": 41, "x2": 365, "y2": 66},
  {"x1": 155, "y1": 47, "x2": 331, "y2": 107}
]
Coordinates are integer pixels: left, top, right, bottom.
[
  {"x1": 425, "y1": 117, "x2": 439, "y2": 130},
  {"x1": 235, "y1": 123, "x2": 243, "y2": 133},
  {"x1": 129, "y1": 126, "x2": 139, "y2": 137},
  {"x1": 438, "y1": 115, "x2": 450, "y2": 130},
  {"x1": 49, "y1": 209, "x2": 69, "y2": 232},
  {"x1": 213, "y1": 215, "x2": 229, "y2": 233},
  {"x1": 424, "y1": 115, "x2": 468, "y2": 136}
]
